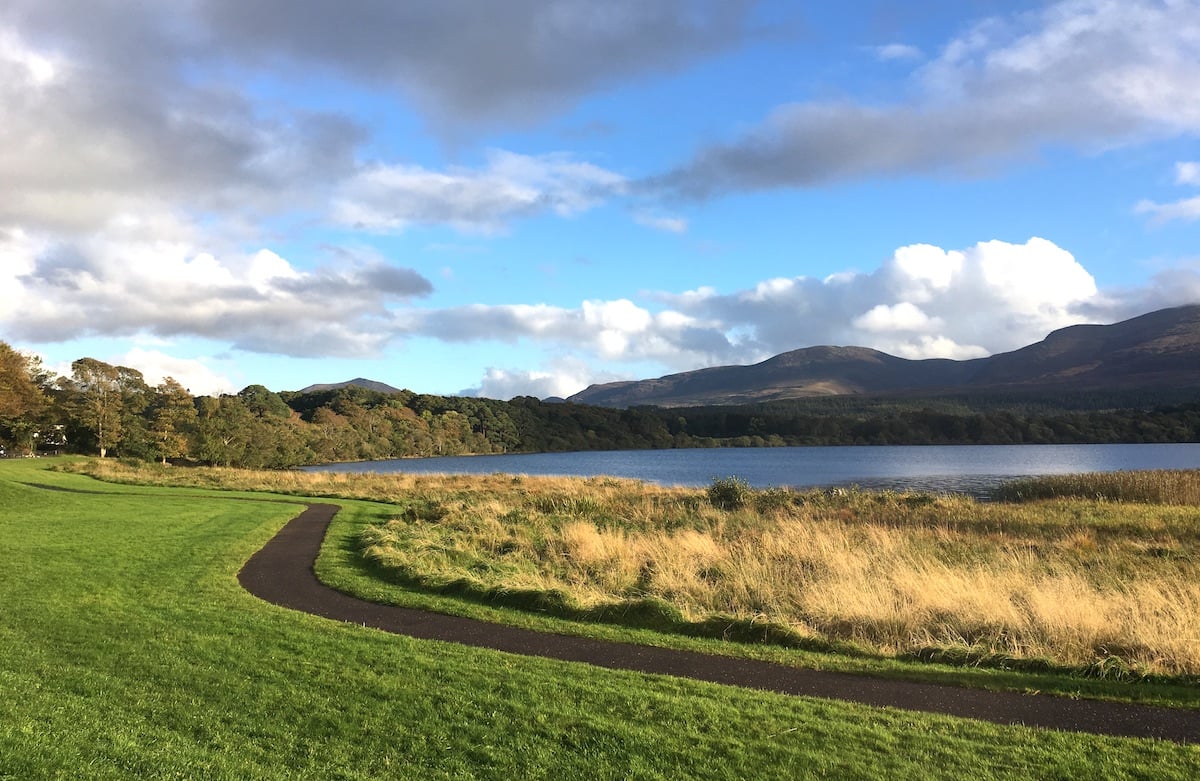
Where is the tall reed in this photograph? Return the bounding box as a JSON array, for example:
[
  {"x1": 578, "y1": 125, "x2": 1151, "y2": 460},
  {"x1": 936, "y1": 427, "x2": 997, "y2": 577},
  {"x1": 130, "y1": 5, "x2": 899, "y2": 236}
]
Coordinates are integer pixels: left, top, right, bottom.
[{"x1": 69, "y1": 460, "x2": 1200, "y2": 677}]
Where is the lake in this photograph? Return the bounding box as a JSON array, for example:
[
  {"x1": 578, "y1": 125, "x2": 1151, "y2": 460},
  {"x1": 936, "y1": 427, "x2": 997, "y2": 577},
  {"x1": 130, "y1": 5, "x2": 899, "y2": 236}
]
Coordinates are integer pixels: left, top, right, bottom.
[{"x1": 306, "y1": 443, "x2": 1200, "y2": 496}]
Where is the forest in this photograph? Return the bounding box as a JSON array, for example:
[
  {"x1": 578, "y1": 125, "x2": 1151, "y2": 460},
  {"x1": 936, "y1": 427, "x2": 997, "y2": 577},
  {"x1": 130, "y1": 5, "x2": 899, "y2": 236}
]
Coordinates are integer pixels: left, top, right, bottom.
[{"x1": 2, "y1": 341, "x2": 1198, "y2": 468}]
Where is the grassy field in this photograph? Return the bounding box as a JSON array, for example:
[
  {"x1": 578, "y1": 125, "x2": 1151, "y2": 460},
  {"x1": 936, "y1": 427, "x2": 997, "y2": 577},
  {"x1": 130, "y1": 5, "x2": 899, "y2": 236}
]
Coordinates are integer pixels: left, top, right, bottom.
[
  {"x1": 353, "y1": 474, "x2": 1200, "y2": 679},
  {"x1": 6, "y1": 457, "x2": 1198, "y2": 778},
  {"x1": 72, "y1": 460, "x2": 1200, "y2": 681}
]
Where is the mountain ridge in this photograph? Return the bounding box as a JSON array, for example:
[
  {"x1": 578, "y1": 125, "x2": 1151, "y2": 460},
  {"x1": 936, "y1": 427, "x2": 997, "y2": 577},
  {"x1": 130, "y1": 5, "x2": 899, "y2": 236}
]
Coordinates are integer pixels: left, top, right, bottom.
[
  {"x1": 295, "y1": 378, "x2": 405, "y2": 395},
  {"x1": 569, "y1": 304, "x2": 1200, "y2": 408}
]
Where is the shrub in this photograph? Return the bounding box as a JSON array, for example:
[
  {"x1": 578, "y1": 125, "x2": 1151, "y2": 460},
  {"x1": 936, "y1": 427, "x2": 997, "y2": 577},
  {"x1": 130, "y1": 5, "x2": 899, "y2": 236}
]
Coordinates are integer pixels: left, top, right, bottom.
[
  {"x1": 753, "y1": 486, "x2": 796, "y2": 514},
  {"x1": 707, "y1": 476, "x2": 751, "y2": 510}
]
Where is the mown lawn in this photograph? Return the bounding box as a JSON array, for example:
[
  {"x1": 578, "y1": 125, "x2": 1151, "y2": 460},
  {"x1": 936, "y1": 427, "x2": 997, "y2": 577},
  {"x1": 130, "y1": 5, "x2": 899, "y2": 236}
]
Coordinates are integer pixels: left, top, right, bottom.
[{"x1": 2, "y1": 457, "x2": 1198, "y2": 779}]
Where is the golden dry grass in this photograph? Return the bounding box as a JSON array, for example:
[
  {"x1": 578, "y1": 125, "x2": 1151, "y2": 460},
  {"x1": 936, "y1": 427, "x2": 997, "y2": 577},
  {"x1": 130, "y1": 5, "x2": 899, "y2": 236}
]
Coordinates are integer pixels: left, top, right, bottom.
[{"x1": 70, "y1": 459, "x2": 1200, "y2": 677}]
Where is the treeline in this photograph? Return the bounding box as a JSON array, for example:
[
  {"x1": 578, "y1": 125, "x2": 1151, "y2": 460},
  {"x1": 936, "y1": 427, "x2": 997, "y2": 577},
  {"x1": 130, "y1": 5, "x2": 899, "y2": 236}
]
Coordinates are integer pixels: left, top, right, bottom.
[
  {"x1": 0, "y1": 344, "x2": 683, "y2": 466},
  {"x1": 671, "y1": 403, "x2": 1200, "y2": 446},
  {"x1": 1, "y1": 341, "x2": 1197, "y2": 468}
]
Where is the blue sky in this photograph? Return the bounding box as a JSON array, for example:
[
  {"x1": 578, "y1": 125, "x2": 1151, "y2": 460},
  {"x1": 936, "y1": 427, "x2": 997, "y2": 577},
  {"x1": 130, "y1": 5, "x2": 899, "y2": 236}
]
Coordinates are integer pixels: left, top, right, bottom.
[{"x1": 2, "y1": 0, "x2": 1199, "y2": 398}]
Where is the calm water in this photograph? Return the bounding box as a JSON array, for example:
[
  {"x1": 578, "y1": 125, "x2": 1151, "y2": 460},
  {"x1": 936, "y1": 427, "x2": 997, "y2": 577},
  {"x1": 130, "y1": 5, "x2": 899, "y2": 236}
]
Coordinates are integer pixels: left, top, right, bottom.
[{"x1": 307, "y1": 443, "x2": 1200, "y2": 496}]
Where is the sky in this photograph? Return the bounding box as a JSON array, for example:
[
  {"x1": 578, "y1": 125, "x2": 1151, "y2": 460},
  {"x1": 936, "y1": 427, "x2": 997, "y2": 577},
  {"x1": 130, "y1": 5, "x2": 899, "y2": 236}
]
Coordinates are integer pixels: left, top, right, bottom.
[{"x1": 2, "y1": 0, "x2": 1199, "y2": 400}]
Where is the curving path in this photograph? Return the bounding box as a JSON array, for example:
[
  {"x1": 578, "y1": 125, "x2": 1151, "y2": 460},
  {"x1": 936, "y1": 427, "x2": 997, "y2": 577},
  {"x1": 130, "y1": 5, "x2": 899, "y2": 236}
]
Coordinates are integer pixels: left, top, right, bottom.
[{"x1": 239, "y1": 503, "x2": 1200, "y2": 744}]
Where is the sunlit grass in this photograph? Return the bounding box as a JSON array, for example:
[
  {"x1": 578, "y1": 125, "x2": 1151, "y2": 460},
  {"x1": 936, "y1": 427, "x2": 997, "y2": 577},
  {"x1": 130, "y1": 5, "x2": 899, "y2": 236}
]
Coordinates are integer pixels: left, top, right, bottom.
[
  {"x1": 21, "y1": 457, "x2": 1200, "y2": 777},
  {"x1": 994, "y1": 469, "x2": 1200, "y2": 505},
  {"x1": 69, "y1": 459, "x2": 1200, "y2": 680}
]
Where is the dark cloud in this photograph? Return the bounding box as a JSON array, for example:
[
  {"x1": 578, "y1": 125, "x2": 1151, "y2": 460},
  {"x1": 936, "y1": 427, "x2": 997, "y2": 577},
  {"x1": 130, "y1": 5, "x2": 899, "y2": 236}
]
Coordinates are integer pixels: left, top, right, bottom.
[
  {"x1": 4, "y1": 1, "x2": 743, "y2": 233},
  {"x1": 362, "y1": 265, "x2": 436, "y2": 297},
  {"x1": 0, "y1": 39, "x2": 364, "y2": 233},
  {"x1": 278, "y1": 261, "x2": 434, "y2": 300},
  {"x1": 195, "y1": 0, "x2": 758, "y2": 129}
]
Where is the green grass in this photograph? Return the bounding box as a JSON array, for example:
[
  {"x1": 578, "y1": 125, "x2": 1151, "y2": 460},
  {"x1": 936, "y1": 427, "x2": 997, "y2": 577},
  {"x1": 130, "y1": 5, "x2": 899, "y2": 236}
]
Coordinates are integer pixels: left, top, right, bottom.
[
  {"x1": 3, "y1": 458, "x2": 1198, "y2": 778},
  {"x1": 54, "y1": 458, "x2": 1200, "y2": 706}
]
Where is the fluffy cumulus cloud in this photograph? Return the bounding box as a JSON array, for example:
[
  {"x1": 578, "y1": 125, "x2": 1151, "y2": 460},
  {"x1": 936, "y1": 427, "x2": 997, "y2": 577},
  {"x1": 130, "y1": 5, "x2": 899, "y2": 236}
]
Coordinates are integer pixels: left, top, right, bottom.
[
  {"x1": 0, "y1": 220, "x2": 432, "y2": 357},
  {"x1": 853, "y1": 302, "x2": 944, "y2": 334},
  {"x1": 452, "y1": 236, "x2": 1188, "y2": 397},
  {"x1": 663, "y1": 237, "x2": 1104, "y2": 361},
  {"x1": 462, "y1": 357, "x2": 618, "y2": 400},
  {"x1": 117, "y1": 348, "x2": 237, "y2": 397},
  {"x1": 429, "y1": 236, "x2": 1194, "y2": 398},
  {"x1": 333, "y1": 151, "x2": 626, "y2": 234},
  {"x1": 659, "y1": 0, "x2": 1200, "y2": 196}
]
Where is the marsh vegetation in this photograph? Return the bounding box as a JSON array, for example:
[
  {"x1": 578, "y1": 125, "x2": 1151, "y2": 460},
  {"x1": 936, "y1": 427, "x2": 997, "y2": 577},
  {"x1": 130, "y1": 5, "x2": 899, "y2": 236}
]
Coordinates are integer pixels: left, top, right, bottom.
[{"x1": 73, "y1": 460, "x2": 1200, "y2": 680}]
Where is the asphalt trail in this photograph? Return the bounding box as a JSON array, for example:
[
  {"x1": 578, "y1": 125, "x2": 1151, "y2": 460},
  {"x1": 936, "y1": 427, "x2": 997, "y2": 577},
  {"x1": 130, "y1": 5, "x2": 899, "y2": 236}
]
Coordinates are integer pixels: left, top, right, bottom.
[{"x1": 240, "y1": 502, "x2": 1200, "y2": 743}]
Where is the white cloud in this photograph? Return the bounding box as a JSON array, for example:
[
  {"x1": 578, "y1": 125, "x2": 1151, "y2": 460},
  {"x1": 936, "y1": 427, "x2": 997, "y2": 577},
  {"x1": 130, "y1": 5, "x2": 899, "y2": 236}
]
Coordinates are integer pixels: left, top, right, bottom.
[
  {"x1": 1135, "y1": 161, "x2": 1200, "y2": 224},
  {"x1": 853, "y1": 302, "x2": 942, "y2": 334},
  {"x1": 659, "y1": 237, "x2": 1100, "y2": 361},
  {"x1": 875, "y1": 43, "x2": 922, "y2": 62},
  {"x1": 634, "y1": 212, "x2": 689, "y2": 233},
  {"x1": 660, "y1": 0, "x2": 1200, "y2": 196},
  {"x1": 0, "y1": 28, "x2": 62, "y2": 86},
  {"x1": 118, "y1": 348, "x2": 237, "y2": 397},
  {"x1": 1135, "y1": 195, "x2": 1200, "y2": 224},
  {"x1": 332, "y1": 150, "x2": 626, "y2": 234},
  {"x1": 427, "y1": 235, "x2": 1197, "y2": 398},
  {"x1": 1176, "y1": 161, "x2": 1200, "y2": 186},
  {"x1": 417, "y1": 298, "x2": 733, "y2": 369},
  {"x1": 11, "y1": 221, "x2": 1196, "y2": 402},
  {"x1": 409, "y1": 237, "x2": 1129, "y2": 393},
  {"x1": 0, "y1": 218, "x2": 432, "y2": 357},
  {"x1": 890, "y1": 335, "x2": 987, "y2": 361},
  {"x1": 972, "y1": 237, "x2": 1096, "y2": 310},
  {"x1": 466, "y1": 361, "x2": 604, "y2": 401}
]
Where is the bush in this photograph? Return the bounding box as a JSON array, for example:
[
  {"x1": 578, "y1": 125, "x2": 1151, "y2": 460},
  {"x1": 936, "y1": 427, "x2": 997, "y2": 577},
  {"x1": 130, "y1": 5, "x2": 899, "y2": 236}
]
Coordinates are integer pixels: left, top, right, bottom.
[
  {"x1": 753, "y1": 486, "x2": 796, "y2": 513},
  {"x1": 707, "y1": 476, "x2": 751, "y2": 510}
]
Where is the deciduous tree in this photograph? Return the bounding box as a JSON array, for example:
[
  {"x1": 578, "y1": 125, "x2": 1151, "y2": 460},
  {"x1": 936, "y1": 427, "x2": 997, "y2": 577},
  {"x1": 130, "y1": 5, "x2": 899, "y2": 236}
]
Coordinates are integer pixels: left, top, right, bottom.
[
  {"x1": 0, "y1": 341, "x2": 49, "y2": 454},
  {"x1": 149, "y1": 378, "x2": 197, "y2": 464},
  {"x1": 68, "y1": 358, "x2": 123, "y2": 457}
]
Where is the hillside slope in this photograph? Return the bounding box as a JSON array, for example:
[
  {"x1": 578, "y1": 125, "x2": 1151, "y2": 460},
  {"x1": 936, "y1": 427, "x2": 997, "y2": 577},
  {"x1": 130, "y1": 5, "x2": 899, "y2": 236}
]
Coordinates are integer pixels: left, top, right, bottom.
[
  {"x1": 296, "y1": 378, "x2": 405, "y2": 395},
  {"x1": 569, "y1": 305, "x2": 1200, "y2": 408}
]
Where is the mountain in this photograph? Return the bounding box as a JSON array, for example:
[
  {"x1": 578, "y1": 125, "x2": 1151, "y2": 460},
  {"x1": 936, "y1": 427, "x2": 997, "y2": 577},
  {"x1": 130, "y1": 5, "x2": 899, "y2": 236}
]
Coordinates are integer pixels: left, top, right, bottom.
[
  {"x1": 569, "y1": 305, "x2": 1200, "y2": 408},
  {"x1": 296, "y1": 378, "x2": 405, "y2": 395}
]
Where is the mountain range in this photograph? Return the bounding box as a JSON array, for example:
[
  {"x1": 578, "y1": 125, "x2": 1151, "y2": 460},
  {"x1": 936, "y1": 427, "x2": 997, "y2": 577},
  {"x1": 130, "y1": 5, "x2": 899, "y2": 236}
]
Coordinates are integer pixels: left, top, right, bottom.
[{"x1": 568, "y1": 305, "x2": 1200, "y2": 408}]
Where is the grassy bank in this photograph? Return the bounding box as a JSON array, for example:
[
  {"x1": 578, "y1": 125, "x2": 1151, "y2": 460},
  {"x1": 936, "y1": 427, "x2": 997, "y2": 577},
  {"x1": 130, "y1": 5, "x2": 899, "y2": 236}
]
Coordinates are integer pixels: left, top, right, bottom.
[
  {"x1": 5, "y1": 457, "x2": 1199, "y2": 777},
  {"x1": 73, "y1": 460, "x2": 1200, "y2": 679},
  {"x1": 361, "y1": 477, "x2": 1200, "y2": 679},
  {"x1": 66, "y1": 460, "x2": 1200, "y2": 697}
]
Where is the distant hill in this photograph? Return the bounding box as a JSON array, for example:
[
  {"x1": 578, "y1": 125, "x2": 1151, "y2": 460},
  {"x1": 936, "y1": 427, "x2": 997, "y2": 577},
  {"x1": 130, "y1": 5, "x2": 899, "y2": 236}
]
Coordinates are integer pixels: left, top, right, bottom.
[
  {"x1": 569, "y1": 305, "x2": 1200, "y2": 408},
  {"x1": 296, "y1": 378, "x2": 405, "y2": 395}
]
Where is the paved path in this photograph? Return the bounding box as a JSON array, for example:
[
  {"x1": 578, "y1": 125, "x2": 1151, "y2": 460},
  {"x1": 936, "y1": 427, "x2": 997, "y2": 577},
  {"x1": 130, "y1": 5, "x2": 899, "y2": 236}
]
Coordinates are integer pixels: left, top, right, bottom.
[{"x1": 239, "y1": 502, "x2": 1200, "y2": 743}]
